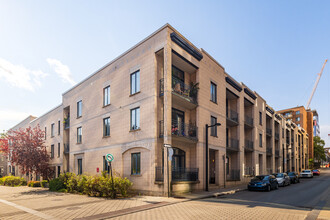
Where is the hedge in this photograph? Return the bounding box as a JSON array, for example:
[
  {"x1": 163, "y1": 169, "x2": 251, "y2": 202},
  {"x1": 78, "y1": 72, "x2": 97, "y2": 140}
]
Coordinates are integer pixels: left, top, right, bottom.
[
  {"x1": 28, "y1": 181, "x2": 41, "y2": 187},
  {"x1": 49, "y1": 172, "x2": 132, "y2": 198},
  {"x1": 0, "y1": 176, "x2": 27, "y2": 187}
]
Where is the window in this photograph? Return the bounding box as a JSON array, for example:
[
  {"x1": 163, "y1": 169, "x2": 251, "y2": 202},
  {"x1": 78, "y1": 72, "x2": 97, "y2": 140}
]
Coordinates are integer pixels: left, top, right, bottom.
[
  {"x1": 296, "y1": 117, "x2": 300, "y2": 122},
  {"x1": 45, "y1": 127, "x2": 47, "y2": 140},
  {"x1": 130, "y1": 107, "x2": 140, "y2": 130},
  {"x1": 259, "y1": 112, "x2": 262, "y2": 125},
  {"x1": 103, "y1": 156, "x2": 109, "y2": 172},
  {"x1": 282, "y1": 128, "x2": 284, "y2": 138},
  {"x1": 57, "y1": 166, "x2": 61, "y2": 177},
  {"x1": 210, "y1": 116, "x2": 217, "y2": 137},
  {"x1": 51, "y1": 145, "x2": 54, "y2": 158},
  {"x1": 58, "y1": 120, "x2": 60, "y2": 135},
  {"x1": 210, "y1": 82, "x2": 217, "y2": 103},
  {"x1": 77, "y1": 159, "x2": 82, "y2": 175},
  {"x1": 296, "y1": 111, "x2": 300, "y2": 115},
  {"x1": 130, "y1": 70, "x2": 140, "y2": 95},
  {"x1": 77, "y1": 127, "x2": 82, "y2": 143},
  {"x1": 259, "y1": 134, "x2": 262, "y2": 147},
  {"x1": 58, "y1": 143, "x2": 60, "y2": 158},
  {"x1": 131, "y1": 153, "x2": 141, "y2": 175},
  {"x1": 51, "y1": 123, "x2": 54, "y2": 137},
  {"x1": 297, "y1": 124, "x2": 301, "y2": 127},
  {"x1": 104, "y1": 86, "x2": 110, "y2": 106},
  {"x1": 77, "y1": 100, "x2": 82, "y2": 118},
  {"x1": 103, "y1": 117, "x2": 110, "y2": 137}
]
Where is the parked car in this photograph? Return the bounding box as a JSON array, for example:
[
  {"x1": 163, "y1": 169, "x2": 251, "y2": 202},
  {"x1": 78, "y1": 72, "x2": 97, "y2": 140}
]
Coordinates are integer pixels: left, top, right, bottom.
[
  {"x1": 287, "y1": 172, "x2": 300, "y2": 183},
  {"x1": 312, "y1": 169, "x2": 320, "y2": 176},
  {"x1": 248, "y1": 175, "x2": 278, "y2": 191},
  {"x1": 274, "y1": 173, "x2": 291, "y2": 186},
  {"x1": 300, "y1": 170, "x2": 313, "y2": 178}
]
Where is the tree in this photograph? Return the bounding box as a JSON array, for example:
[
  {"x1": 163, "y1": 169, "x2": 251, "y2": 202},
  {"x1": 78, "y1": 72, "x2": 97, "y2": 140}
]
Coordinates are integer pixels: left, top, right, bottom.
[
  {"x1": 313, "y1": 136, "x2": 326, "y2": 162},
  {"x1": 6, "y1": 125, "x2": 54, "y2": 180}
]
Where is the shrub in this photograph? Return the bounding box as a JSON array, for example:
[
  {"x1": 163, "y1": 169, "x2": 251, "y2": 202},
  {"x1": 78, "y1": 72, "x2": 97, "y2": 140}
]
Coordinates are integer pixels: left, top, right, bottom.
[
  {"x1": 49, "y1": 178, "x2": 65, "y2": 191},
  {"x1": 41, "y1": 180, "x2": 48, "y2": 188},
  {"x1": 28, "y1": 181, "x2": 41, "y2": 187},
  {"x1": 1, "y1": 176, "x2": 26, "y2": 187}
]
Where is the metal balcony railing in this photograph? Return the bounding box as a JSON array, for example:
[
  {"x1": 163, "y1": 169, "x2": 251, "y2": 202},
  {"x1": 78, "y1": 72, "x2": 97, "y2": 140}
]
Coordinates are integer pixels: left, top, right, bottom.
[
  {"x1": 172, "y1": 168, "x2": 199, "y2": 182},
  {"x1": 266, "y1": 128, "x2": 272, "y2": 136},
  {"x1": 227, "y1": 169, "x2": 240, "y2": 181},
  {"x1": 244, "y1": 115, "x2": 253, "y2": 127},
  {"x1": 226, "y1": 138, "x2": 239, "y2": 151},
  {"x1": 266, "y1": 147, "x2": 273, "y2": 155},
  {"x1": 245, "y1": 140, "x2": 254, "y2": 151},
  {"x1": 226, "y1": 109, "x2": 239, "y2": 123},
  {"x1": 158, "y1": 120, "x2": 198, "y2": 141},
  {"x1": 244, "y1": 167, "x2": 254, "y2": 176},
  {"x1": 155, "y1": 167, "x2": 164, "y2": 182}
]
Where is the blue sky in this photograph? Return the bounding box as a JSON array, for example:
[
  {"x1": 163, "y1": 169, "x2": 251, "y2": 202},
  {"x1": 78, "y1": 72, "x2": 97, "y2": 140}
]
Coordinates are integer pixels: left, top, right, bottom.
[{"x1": 1, "y1": 0, "x2": 330, "y2": 146}]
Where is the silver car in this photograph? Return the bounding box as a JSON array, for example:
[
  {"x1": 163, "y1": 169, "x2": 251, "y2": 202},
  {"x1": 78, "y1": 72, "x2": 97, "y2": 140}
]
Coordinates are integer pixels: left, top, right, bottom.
[
  {"x1": 274, "y1": 173, "x2": 291, "y2": 186},
  {"x1": 300, "y1": 170, "x2": 313, "y2": 178}
]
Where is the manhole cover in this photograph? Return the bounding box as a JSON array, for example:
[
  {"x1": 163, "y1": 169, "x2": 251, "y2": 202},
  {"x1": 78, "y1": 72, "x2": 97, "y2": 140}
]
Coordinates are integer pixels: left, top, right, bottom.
[{"x1": 67, "y1": 206, "x2": 81, "y2": 210}]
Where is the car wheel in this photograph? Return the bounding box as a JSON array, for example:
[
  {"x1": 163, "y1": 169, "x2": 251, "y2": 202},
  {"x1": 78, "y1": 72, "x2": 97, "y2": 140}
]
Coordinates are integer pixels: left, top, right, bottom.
[
  {"x1": 275, "y1": 183, "x2": 279, "y2": 189},
  {"x1": 267, "y1": 185, "x2": 271, "y2": 192}
]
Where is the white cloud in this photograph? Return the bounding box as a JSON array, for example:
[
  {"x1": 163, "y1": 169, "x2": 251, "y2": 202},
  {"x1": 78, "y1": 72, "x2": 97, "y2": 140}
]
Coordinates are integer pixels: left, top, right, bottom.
[
  {"x1": 0, "y1": 58, "x2": 48, "y2": 91},
  {"x1": 0, "y1": 110, "x2": 31, "y2": 132},
  {"x1": 47, "y1": 58, "x2": 76, "y2": 86}
]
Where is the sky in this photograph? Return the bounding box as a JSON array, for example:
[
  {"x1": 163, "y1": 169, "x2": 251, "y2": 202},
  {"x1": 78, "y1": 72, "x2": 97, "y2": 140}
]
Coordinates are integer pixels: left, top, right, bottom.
[{"x1": 0, "y1": 0, "x2": 330, "y2": 146}]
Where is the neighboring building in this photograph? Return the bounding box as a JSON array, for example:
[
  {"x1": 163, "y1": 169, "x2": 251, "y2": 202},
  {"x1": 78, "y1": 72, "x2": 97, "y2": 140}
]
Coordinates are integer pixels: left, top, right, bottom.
[
  {"x1": 0, "y1": 149, "x2": 7, "y2": 177},
  {"x1": 278, "y1": 106, "x2": 315, "y2": 160},
  {"x1": 8, "y1": 24, "x2": 309, "y2": 195}
]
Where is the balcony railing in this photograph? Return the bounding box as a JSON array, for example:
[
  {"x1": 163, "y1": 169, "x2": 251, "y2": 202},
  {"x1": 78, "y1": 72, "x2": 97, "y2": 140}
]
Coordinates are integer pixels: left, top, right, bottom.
[
  {"x1": 155, "y1": 167, "x2": 164, "y2": 182},
  {"x1": 226, "y1": 138, "x2": 239, "y2": 151},
  {"x1": 227, "y1": 169, "x2": 240, "y2": 181},
  {"x1": 172, "y1": 168, "x2": 199, "y2": 182},
  {"x1": 159, "y1": 78, "x2": 198, "y2": 104},
  {"x1": 244, "y1": 115, "x2": 253, "y2": 127},
  {"x1": 266, "y1": 147, "x2": 273, "y2": 156},
  {"x1": 64, "y1": 144, "x2": 69, "y2": 154},
  {"x1": 226, "y1": 109, "x2": 239, "y2": 123},
  {"x1": 64, "y1": 117, "x2": 70, "y2": 129},
  {"x1": 275, "y1": 132, "x2": 279, "y2": 140},
  {"x1": 275, "y1": 149, "x2": 280, "y2": 157},
  {"x1": 158, "y1": 120, "x2": 198, "y2": 141},
  {"x1": 244, "y1": 140, "x2": 254, "y2": 151},
  {"x1": 244, "y1": 167, "x2": 254, "y2": 176},
  {"x1": 266, "y1": 128, "x2": 272, "y2": 136}
]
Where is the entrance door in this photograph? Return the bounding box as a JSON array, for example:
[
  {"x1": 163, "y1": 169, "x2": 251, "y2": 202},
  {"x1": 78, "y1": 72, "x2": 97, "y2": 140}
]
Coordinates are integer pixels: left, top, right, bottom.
[{"x1": 209, "y1": 149, "x2": 216, "y2": 184}]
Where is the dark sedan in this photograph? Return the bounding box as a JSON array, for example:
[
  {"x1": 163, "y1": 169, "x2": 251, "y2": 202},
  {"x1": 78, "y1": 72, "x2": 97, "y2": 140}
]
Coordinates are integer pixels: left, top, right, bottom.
[
  {"x1": 287, "y1": 172, "x2": 300, "y2": 184},
  {"x1": 248, "y1": 175, "x2": 278, "y2": 191}
]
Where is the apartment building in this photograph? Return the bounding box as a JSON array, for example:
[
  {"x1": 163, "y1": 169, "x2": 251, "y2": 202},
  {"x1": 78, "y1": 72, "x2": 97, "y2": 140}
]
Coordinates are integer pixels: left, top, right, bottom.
[
  {"x1": 278, "y1": 106, "x2": 316, "y2": 160},
  {"x1": 8, "y1": 24, "x2": 309, "y2": 195}
]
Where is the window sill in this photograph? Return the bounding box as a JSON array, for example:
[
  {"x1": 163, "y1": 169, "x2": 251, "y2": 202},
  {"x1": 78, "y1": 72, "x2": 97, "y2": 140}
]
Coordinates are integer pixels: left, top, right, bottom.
[
  {"x1": 129, "y1": 91, "x2": 141, "y2": 97},
  {"x1": 210, "y1": 100, "x2": 218, "y2": 104},
  {"x1": 77, "y1": 116, "x2": 82, "y2": 119},
  {"x1": 131, "y1": 174, "x2": 142, "y2": 177},
  {"x1": 102, "y1": 135, "x2": 111, "y2": 139},
  {"x1": 211, "y1": 135, "x2": 218, "y2": 138},
  {"x1": 130, "y1": 128, "x2": 141, "y2": 132},
  {"x1": 103, "y1": 104, "x2": 111, "y2": 108},
  {"x1": 76, "y1": 143, "x2": 82, "y2": 145}
]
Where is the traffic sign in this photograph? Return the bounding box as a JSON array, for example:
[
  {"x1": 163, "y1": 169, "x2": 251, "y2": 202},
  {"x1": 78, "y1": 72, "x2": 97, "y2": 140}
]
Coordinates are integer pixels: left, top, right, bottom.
[{"x1": 106, "y1": 154, "x2": 114, "y2": 162}]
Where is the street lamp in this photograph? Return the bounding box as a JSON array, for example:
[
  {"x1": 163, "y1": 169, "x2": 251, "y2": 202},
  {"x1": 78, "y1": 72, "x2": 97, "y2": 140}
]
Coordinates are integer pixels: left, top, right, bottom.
[{"x1": 205, "y1": 122, "x2": 221, "y2": 191}]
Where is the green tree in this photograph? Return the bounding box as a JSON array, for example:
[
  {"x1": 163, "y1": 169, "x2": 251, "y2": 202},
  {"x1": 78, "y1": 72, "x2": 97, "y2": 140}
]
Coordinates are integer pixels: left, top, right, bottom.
[{"x1": 314, "y1": 136, "x2": 326, "y2": 162}]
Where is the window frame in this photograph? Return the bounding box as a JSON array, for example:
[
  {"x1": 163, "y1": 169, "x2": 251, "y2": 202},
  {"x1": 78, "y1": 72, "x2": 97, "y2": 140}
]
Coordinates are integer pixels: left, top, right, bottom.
[
  {"x1": 77, "y1": 158, "x2": 83, "y2": 175},
  {"x1": 103, "y1": 86, "x2": 111, "y2": 106},
  {"x1": 130, "y1": 107, "x2": 140, "y2": 130},
  {"x1": 259, "y1": 112, "x2": 262, "y2": 125},
  {"x1": 259, "y1": 133, "x2": 262, "y2": 147},
  {"x1": 130, "y1": 70, "x2": 140, "y2": 95},
  {"x1": 210, "y1": 82, "x2": 217, "y2": 103},
  {"x1": 103, "y1": 117, "x2": 110, "y2": 137},
  {"x1": 77, "y1": 100, "x2": 82, "y2": 118},
  {"x1": 58, "y1": 120, "x2": 61, "y2": 135},
  {"x1": 210, "y1": 116, "x2": 217, "y2": 137},
  {"x1": 58, "y1": 143, "x2": 60, "y2": 158},
  {"x1": 51, "y1": 123, "x2": 55, "y2": 137},
  {"x1": 51, "y1": 144, "x2": 54, "y2": 158},
  {"x1": 77, "y1": 127, "x2": 82, "y2": 144},
  {"x1": 131, "y1": 152, "x2": 141, "y2": 175}
]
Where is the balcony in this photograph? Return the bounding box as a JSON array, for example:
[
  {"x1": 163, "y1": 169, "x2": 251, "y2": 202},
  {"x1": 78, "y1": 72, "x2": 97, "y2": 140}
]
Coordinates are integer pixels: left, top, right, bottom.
[
  {"x1": 64, "y1": 117, "x2": 70, "y2": 130},
  {"x1": 227, "y1": 169, "x2": 240, "y2": 181},
  {"x1": 226, "y1": 109, "x2": 239, "y2": 126},
  {"x1": 64, "y1": 144, "x2": 69, "y2": 154},
  {"x1": 159, "y1": 78, "x2": 198, "y2": 109},
  {"x1": 266, "y1": 128, "x2": 272, "y2": 137},
  {"x1": 275, "y1": 149, "x2": 280, "y2": 158},
  {"x1": 159, "y1": 120, "x2": 198, "y2": 142},
  {"x1": 266, "y1": 147, "x2": 273, "y2": 156},
  {"x1": 275, "y1": 132, "x2": 279, "y2": 140},
  {"x1": 244, "y1": 140, "x2": 254, "y2": 152},
  {"x1": 226, "y1": 138, "x2": 239, "y2": 152},
  {"x1": 244, "y1": 115, "x2": 253, "y2": 128}
]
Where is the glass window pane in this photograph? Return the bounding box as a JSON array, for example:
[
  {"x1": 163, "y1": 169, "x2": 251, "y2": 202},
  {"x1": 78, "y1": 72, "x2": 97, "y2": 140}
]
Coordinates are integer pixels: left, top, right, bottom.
[
  {"x1": 136, "y1": 71, "x2": 140, "y2": 92},
  {"x1": 136, "y1": 108, "x2": 140, "y2": 128},
  {"x1": 131, "y1": 73, "x2": 136, "y2": 94},
  {"x1": 131, "y1": 109, "x2": 136, "y2": 129}
]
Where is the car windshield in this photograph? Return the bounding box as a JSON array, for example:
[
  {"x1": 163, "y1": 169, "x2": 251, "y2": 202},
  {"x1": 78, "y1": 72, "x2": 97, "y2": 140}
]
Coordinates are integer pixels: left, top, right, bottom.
[
  {"x1": 302, "y1": 170, "x2": 310, "y2": 173},
  {"x1": 275, "y1": 173, "x2": 284, "y2": 178},
  {"x1": 252, "y1": 176, "x2": 269, "y2": 181},
  {"x1": 288, "y1": 172, "x2": 295, "y2": 175},
  {"x1": 313, "y1": 170, "x2": 319, "y2": 172}
]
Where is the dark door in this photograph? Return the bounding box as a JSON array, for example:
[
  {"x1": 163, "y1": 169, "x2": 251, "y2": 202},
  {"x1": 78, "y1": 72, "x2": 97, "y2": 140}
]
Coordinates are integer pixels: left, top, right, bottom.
[
  {"x1": 172, "y1": 108, "x2": 185, "y2": 136},
  {"x1": 209, "y1": 149, "x2": 216, "y2": 184}
]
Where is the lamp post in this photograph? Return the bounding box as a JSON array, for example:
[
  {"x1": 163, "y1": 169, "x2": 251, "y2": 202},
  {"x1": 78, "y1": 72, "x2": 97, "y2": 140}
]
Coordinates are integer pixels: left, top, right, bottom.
[
  {"x1": 164, "y1": 144, "x2": 173, "y2": 197},
  {"x1": 205, "y1": 122, "x2": 221, "y2": 191}
]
